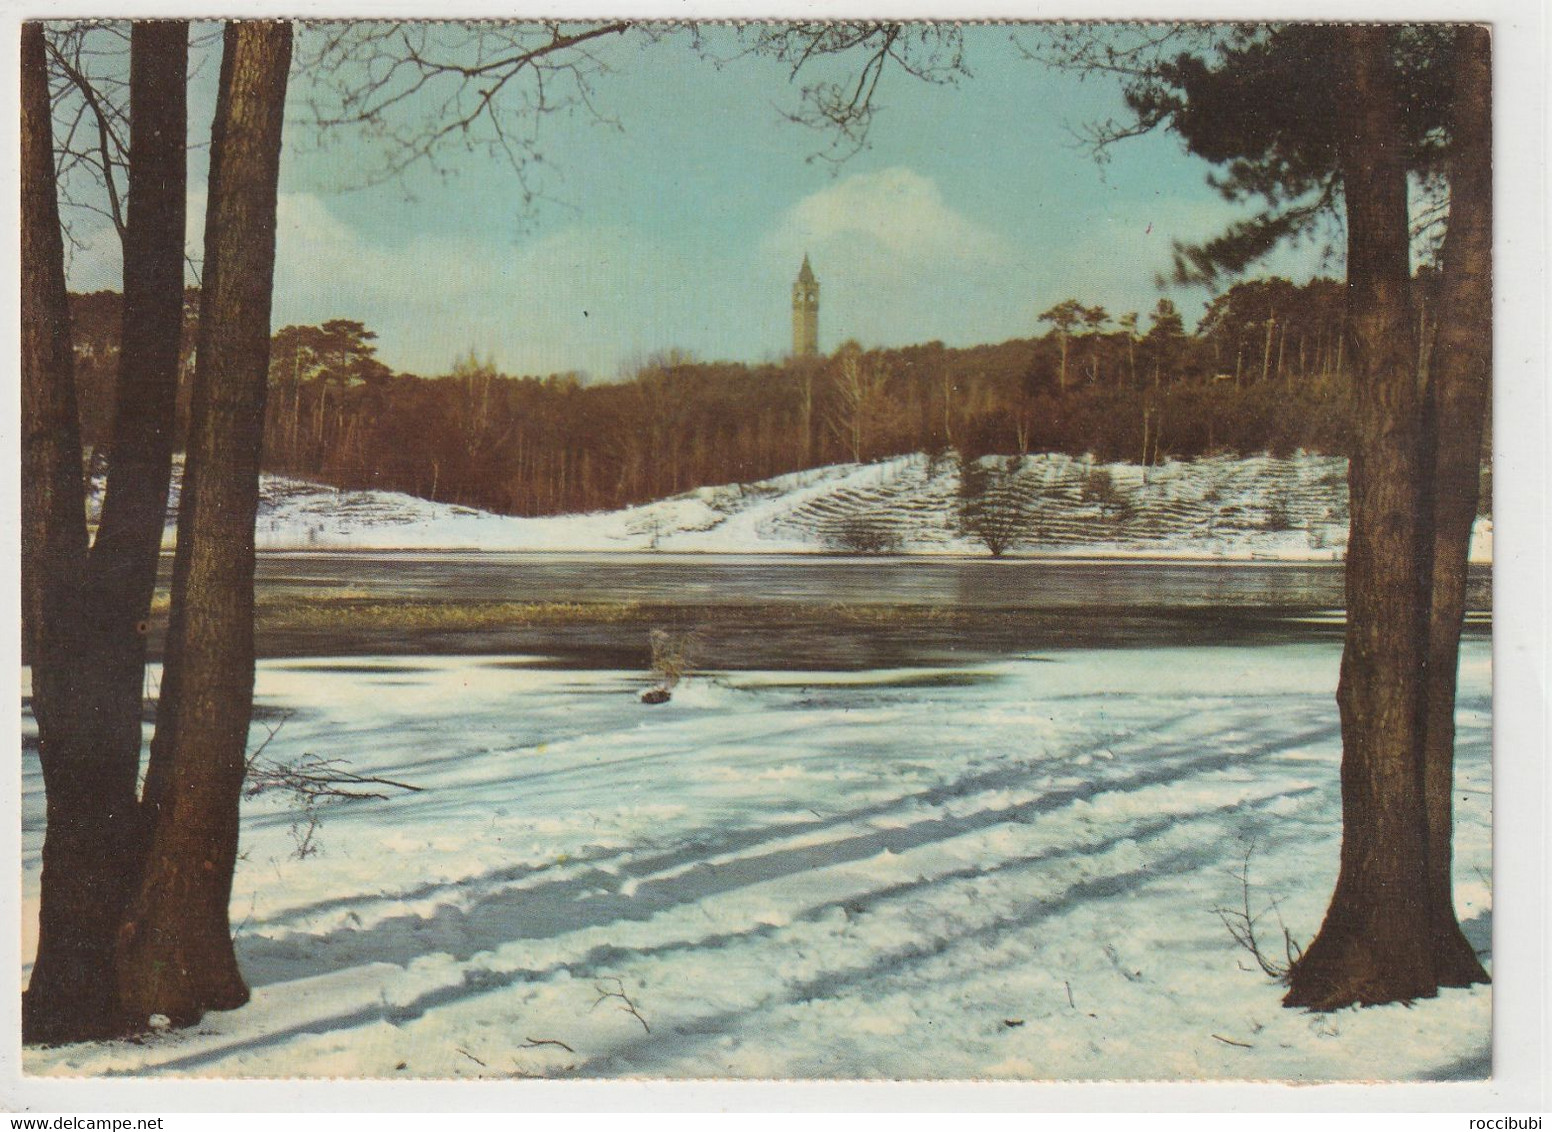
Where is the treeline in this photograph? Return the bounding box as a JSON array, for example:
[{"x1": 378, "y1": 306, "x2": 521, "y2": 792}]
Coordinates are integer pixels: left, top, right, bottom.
[{"x1": 67, "y1": 274, "x2": 1401, "y2": 517}]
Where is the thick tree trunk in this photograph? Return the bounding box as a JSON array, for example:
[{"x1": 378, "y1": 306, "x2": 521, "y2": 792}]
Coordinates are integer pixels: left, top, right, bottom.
[
  {"x1": 77, "y1": 14, "x2": 191, "y2": 964},
  {"x1": 86, "y1": 22, "x2": 188, "y2": 761},
  {"x1": 1418, "y1": 26, "x2": 1493, "y2": 989},
  {"x1": 1284, "y1": 26, "x2": 1439, "y2": 1011},
  {"x1": 118, "y1": 21, "x2": 292, "y2": 1027},
  {"x1": 20, "y1": 21, "x2": 109, "y2": 1042},
  {"x1": 23, "y1": 22, "x2": 193, "y2": 1043}
]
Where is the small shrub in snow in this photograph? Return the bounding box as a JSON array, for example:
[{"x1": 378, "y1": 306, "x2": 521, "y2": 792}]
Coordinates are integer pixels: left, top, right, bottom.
[
  {"x1": 820, "y1": 507, "x2": 904, "y2": 554},
  {"x1": 1211, "y1": 842, "x2": 1305, "y2": 982},
  {"x1": 643, "y1": 628, "x2": 696, "y2": 702},
  {"x1": 959, "y1": 457, "x2": 1034, "y2": 556},
  {"x1": 1080, "y1": 467, "x2": 1133, "y2": 520},
  {"x1": 1261, "y1": 495, "x2": 1293, "y2": 532},
  {"x1": 631, "y1": 512, "x2": 669, "y2": 550}
]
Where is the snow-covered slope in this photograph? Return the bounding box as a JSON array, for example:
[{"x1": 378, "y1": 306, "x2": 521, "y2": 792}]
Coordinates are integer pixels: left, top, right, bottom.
[{"x1": 126, "y1": 453, "x2": 1493, "y2": 561}]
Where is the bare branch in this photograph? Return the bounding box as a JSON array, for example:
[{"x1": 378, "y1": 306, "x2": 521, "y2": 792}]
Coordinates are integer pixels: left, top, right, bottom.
[
  {"x1": 1210, "y1": 839, "x2": 1305, "y2": 982},
  {"x1": 1014, "y1": 22, "x2": 1209, "y2": 79},
  {"x1": 294, "y1": 21, "x2": 632, "y2": 192},
  {"x1": 1018, "y1": 24, "x2": 1240, "y2": 162},
  {"x1": 44, "y1": 24, "x2": 133, "y2": 244},
  {"x1": 521, "y1": 1036, "x2": 575, "y2": 1053},
  {"x1": 591, "y1": 976, "x2": 650, "y2": 1032},
  {"x1": 738, "y1": 23, "x2": 967, "y2": 166},
  {"x1": 245, "y1": 751, "x2": 424, "y2": 802}
]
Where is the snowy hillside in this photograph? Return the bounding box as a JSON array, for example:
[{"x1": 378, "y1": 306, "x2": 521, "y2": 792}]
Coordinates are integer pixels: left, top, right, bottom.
[{"x1": 114, "y1": 453, "x2": 1491, "y2": 561}]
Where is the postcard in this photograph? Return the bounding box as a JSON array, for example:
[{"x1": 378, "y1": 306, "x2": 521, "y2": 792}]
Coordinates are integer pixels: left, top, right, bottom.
[{"x1": 10, "y1": 7, "x2": 1545, "y2": 1113}]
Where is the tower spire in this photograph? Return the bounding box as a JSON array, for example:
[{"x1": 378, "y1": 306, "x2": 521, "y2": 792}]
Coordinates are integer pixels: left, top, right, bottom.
[{"x1": 792, "y1": 254, "x2": 819, "y2": 357}]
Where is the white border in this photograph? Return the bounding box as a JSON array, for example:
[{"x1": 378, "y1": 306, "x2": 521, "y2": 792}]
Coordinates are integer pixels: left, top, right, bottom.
[{"x1": 1, "y1": 0, "x2": 1546, "y2": 1115}]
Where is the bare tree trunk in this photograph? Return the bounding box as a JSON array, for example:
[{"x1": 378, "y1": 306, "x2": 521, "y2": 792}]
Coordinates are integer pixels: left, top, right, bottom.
[
  {"x1": 1285, "y1": 26, "x2": 1438, "y2": 1010},
  {"x1": 91, "y1": 21, "x2": 188, "y2": 650},
  {"x1": 24, "y1": 21, "x2": 192, "y2": 1044},
  {"x1": 1418, "y1": 25, "x2": 1493, "y2": 990},
  {"x1": 118, "y1": 21, "x2": 292, "y2": 1027},
  {"x1": 20, "y1": 21, "x2": 99, "y2": 1042},
  {"x1": 940, "y1": 369, "x2": 954, "y2": 446},
  {"x1": 81, "y1": 16, "x2": 191, "y2": 872},
  {"x1": 799, "y1": 368, "x2": 815, "y2": 465}
]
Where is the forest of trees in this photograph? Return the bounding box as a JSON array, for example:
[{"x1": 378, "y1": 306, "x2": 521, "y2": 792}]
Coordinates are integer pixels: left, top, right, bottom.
[{"x1": 67, "y1": 274, "x2": 1371, "y2": 518}]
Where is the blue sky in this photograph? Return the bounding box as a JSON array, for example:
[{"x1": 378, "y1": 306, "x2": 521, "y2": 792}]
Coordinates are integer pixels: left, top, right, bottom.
[{"x1": 63, "y1": 23, "x2": 1331, "y2": 380}]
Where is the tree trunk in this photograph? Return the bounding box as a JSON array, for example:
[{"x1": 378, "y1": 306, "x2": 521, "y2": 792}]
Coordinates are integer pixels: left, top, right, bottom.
[
  {"x1": 1284, "y1": 26, "x2": 1439, "y2": 1011},
  {"x1": 117, "y1": 20, "x2": 292, "y2": 1027},
  {"x1": 23, "y1": 21, "x2": 193, "y2": 1044},
  {"x1": 78, "y1": 14, "x2": 191, "y2": 919},
  {"x1": 20, "y1": 21, "x2": 102, "y2": 1042},
  {"x1": 1418, "y1": 25, "x2": 1492, "y2": 990}
]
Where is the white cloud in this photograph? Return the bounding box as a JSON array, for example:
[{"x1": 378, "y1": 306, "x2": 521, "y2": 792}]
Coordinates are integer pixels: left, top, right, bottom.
[
  {"x1": 758, "y1": 168, "x2": 1030, "y2": 352},
  {"x1": 765, "y1": 166, "x2": 1002, "y2": 270}
]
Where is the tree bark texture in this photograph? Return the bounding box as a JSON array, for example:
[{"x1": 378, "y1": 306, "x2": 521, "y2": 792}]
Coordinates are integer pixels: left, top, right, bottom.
[
  {"x1": 1284, "y1": 26, "x2": 1441, "y2": 1011},
  {"x1": 20, "y1": 20, "x2": 111, "y2": 1042},
  {"x1": 1419, "y1": 26, "x2": 1493, "y2": 989},
  {"x1": 81, "y1": 22, "x2": 190, "y2": 824},
  {"x1": 23, "y1": 20, "x2": 193, "y2": 1043},
  {"x1": 118, "y1": 21, "x2": 292, "y2": 1026}
]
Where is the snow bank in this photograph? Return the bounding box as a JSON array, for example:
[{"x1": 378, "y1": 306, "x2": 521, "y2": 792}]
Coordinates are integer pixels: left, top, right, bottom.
[{"x1": 116, "y1": 453, "x2": 1493, "y2": 562}]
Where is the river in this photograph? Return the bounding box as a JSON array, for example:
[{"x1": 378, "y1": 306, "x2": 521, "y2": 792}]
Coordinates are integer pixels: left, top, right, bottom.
[{"x1": 234, "y1": 552, "x2": 1491, "y2": 670}]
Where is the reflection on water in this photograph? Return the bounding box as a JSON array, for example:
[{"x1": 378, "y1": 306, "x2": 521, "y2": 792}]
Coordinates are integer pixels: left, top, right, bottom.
[
  {"x1": 202, "y1": 552, "x2": 1493, "y2": 670},
  {"x1": 243, "y1": 551, "x2": 1405, "y2": 609}
]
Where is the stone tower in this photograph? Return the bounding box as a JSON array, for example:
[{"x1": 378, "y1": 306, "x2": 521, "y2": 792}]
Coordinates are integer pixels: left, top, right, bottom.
[{"x1": 792, "y1": 254, "x2": 819, "y2": 358}]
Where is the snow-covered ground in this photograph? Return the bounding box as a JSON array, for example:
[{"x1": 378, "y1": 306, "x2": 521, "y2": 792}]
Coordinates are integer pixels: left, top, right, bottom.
[
  {"x1": 133, "y1": 452, "x2": 1491, "y2": 561},
  {"x1": 30, "y1": 451, "x2": 1491, "y2": 1081},
  {"x1": 21, "y1": 640, "x2": 1492, "y2": 1081}
]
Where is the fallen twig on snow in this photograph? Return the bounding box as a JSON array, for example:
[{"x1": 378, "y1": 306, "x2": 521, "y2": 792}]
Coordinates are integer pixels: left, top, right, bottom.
[
  {"x1": 246, "y1": 751, "x2": 424, "y2": 802},
  {"x1": 1211, "y1": 1033, "x2": 1253, "y2": 1049},
  {"x1": 522, "y1": 1037, "x2": 576, "y2": 1053},
  {"x1": 243, "y1": 727, "x2": 425, "y2": 859},
  {"x1": 592, "y1": 976, "x2": 651, "y2": 1033}
]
